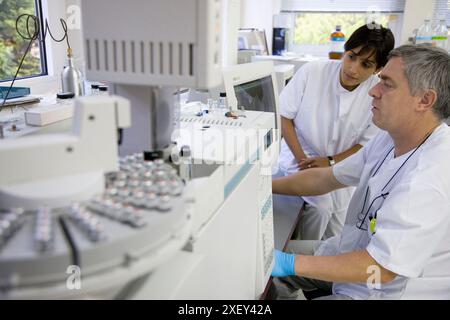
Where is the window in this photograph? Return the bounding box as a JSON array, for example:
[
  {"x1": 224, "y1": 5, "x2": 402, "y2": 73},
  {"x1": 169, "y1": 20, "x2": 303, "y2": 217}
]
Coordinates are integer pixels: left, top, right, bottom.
[
  {"x1": 0, "y1": 0, "x2": 47, "y2": 82},
  {"x1": 292, "y1": 12, "x2": 395, "y2": 56},
  {"x1": 280, "y1": 0, "x2": 405, "y2": 57}
]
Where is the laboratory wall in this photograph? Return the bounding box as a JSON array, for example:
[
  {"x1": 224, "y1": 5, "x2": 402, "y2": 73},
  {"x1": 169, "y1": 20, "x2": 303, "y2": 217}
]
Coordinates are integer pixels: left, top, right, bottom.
[
  {"x1": 64, "y1": 0, "x2": 84, "y2": 71},
  {"x1": 240, "y1": 0, "x2": 282, "y2": 55},
  {"x1": 222, "y1": 0, "x2": 241, "y2": 66}
]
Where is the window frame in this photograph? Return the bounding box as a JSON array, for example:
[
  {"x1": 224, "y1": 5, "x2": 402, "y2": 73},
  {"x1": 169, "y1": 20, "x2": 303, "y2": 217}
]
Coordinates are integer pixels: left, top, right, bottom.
[
  {"x1": 0, "y1": 0, "x2": 69, "y2": 95},
  {"x1": 0, "y1": 0, "x2": 49, "y2": 83}
]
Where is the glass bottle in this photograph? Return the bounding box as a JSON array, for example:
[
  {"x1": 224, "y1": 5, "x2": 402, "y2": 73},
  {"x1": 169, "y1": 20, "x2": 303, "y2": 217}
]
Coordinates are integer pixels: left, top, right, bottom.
[
  {"x1": 219, "y1": 92, "x2": 228, "y2": 111},
  {"x1": 329, "y1": 25, "x2": 345, "y2": 60}
]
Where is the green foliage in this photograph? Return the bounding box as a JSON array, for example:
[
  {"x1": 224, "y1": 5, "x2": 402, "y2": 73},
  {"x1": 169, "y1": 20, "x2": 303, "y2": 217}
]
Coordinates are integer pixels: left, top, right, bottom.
[
  {"x1": 294, "y1": 13, "x2": 390, "y2": 45},
  {"x1": 0, "y1": 0, "x2": 42, "y2": 81}
]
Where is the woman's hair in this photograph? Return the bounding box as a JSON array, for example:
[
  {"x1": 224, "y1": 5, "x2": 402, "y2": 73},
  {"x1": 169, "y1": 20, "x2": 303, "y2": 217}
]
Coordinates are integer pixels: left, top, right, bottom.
[{"x1": 344, "y1": 24, "x2": 395, "y2": 69}]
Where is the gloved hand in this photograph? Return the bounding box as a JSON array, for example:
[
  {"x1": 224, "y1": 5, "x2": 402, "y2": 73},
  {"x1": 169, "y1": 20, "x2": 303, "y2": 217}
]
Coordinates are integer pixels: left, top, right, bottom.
[{"x1": 271, "y1": 249, "x2": 296, "y2": 277}]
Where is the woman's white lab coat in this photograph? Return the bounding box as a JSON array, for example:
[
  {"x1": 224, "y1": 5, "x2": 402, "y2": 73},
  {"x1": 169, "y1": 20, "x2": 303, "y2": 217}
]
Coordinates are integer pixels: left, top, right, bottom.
[{"x1": 277, "y1": 59, "x2": 380, "y2": 236}]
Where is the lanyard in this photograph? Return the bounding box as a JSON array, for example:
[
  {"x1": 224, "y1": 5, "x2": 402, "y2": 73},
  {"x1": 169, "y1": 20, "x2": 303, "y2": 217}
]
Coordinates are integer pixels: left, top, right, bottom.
[{"x1": 356, "y1": 129, "x2": 435, "y2": 231}]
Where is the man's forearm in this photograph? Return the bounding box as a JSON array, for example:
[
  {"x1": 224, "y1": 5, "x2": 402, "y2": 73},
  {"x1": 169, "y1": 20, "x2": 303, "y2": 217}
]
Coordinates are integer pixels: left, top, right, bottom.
[
  {"x1": 295, "y1": 250, "x2": 397, "y2": 284},
  {"x1": 272, "y1": 167, "x2": 344, "y2": 196}
]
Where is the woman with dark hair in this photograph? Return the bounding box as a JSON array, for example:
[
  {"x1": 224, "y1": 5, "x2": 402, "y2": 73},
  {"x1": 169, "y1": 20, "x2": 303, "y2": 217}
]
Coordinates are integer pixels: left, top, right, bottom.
[{"x1": 275, "y1": 24, "x2": 395, "y2": 241}]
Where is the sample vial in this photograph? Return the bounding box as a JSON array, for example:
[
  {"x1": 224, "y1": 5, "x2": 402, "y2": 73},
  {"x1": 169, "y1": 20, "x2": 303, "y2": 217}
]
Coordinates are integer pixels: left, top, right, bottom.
[
  {"x1": 219, "y1": 92, "x2": 228, "y2": 110},
  {"x1": 98, "y1": 85, "x2": 108, "y2": 95},
  {"x1": 90, "y1": 84, "x2": 100, "y2": 95},
  {"x1": 206, "y1": 98, "x2": 214, "y2": 113}
]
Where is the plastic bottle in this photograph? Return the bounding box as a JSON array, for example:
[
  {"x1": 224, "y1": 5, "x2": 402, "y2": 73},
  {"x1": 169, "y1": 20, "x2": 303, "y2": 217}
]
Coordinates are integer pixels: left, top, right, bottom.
[
  {"x1": 329, "y1": 25, "x2": 345, "y2": 60},
  {"x1": 416, "y1": 19, "x2": 433, "y2": 45},
  {"x1": 432, "y1": 19, "x2": 449, "y2": 50}
]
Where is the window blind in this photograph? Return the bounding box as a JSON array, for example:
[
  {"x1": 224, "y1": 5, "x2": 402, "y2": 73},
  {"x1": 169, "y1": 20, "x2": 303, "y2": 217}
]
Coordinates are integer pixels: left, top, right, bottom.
[
  {"x1": 432, "y1": 0, "x2": 450, "y2": 26},
  {"x1": 281, "y1": 0, "x2": 406, "y2": 13}
]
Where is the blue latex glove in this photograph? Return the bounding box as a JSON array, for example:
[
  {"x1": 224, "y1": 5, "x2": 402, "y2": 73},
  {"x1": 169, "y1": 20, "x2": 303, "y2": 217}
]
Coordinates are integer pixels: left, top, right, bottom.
[{"x1": 271, "y1": 249, "x2": 296, "y2": 277}]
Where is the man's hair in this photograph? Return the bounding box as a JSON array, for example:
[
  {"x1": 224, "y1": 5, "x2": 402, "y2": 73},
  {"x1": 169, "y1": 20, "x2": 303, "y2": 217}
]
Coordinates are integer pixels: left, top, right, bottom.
[
  {"x1": 344, "y1": 24, "x2": 395, "y2": 69},
  {"x1": 388, "y1": 44, "x2": 450, "y2": 120}
]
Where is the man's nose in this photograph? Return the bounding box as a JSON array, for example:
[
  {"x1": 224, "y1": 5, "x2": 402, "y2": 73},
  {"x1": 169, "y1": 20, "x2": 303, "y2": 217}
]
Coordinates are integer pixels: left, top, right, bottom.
[{"x1": 369, "y1": 82, "x2": 380, "y2": 98}]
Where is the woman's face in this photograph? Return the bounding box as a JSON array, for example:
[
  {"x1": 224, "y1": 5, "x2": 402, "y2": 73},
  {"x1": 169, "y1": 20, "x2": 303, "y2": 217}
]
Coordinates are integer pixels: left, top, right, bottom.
[{"x1": 340, "y1": 45, "x2": 380, "y2": 91}]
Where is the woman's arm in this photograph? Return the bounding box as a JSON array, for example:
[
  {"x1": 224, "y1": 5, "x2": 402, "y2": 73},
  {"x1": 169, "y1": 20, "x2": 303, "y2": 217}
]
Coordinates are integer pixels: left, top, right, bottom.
[
  {"x1": 333, "y1": 144, "x2": 363, "y2": 163},
  {"x1": 299, "y1": 144, "x2": 363, "y2": 169},
  {"x1": 281, "y1": 116, "x2": 307, "y2": 163}
]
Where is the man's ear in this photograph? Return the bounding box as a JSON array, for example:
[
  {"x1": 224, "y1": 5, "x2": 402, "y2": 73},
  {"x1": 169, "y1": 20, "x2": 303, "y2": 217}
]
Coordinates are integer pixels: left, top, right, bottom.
[{"x1": 417, "y1": 89, "x2": 438, "y2": 112}]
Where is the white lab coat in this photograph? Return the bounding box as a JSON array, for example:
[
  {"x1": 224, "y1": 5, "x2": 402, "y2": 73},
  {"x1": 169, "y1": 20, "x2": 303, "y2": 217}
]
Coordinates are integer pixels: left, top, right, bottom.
[
  {"x1": 317, "y1": 124, "x2": 450, "y2": 299},
  {"x1": 276, "y1": 60, "x2": 379, "y2": 236}
]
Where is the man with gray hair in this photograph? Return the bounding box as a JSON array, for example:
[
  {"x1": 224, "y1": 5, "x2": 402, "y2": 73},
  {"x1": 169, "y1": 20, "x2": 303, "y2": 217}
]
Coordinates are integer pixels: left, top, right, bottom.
[{"x1": 270, "y1": 44, "x2": 450, "y2": 299}]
